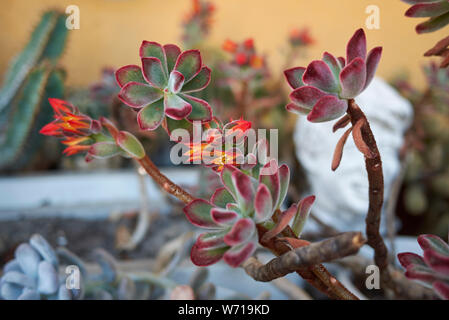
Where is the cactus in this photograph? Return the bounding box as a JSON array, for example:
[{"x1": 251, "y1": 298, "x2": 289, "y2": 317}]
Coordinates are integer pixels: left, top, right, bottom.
[{"x1": 0, "y1": 10, "x2": 68, "y2": 171}]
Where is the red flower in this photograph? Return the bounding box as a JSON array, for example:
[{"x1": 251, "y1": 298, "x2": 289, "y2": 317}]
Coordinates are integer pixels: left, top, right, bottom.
[
  {"x1": 183, "y1": 118, "x2": 252, "y2": 171},
  {"x1": 41, "y1": 99, "x2": 146, "y2": 161},
  {"x1": 235, "y1": 52, "x2": 248, "y2": 65},
  {"x1": 40, "y1": 99, "x2": 97, "y2": 139},
  {"x1": 289, "y1": 28, "x2": 315, "y2": 47},
  {"x1": 243, "y1": 38, "x2": 254, "y2": 50},
  {"x1": 40, "y1": 99, "x2": 100, "y2": 156}
]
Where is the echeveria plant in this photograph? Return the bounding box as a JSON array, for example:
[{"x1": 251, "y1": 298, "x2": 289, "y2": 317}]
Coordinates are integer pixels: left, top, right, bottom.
[
  {"x1": 116, "y1": 41, "x2": 212, "y2": 131},
  {"x1": 398, "y1": 234, "x2": 449, "y2": 300},
  {"x1": 184, "y1": 160, "x2": 315, "y2": 267},
  {"x1": 0, "y1": 234, "x2": 77, "y2": 300},
  {"x1": 284, "y1": 29, "x2": 382, "y2": 122},
  {"x1": 38, "y1": 31, "x2": 391, "y2": 300}
]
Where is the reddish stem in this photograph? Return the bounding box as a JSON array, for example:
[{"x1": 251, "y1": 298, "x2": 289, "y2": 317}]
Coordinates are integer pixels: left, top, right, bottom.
[
  {"x1": 346, "y1": 99, "x2": 391, "y2": 284},
  {"x1": 137, "y1": 155, "x2": 195, "y2": 204}
]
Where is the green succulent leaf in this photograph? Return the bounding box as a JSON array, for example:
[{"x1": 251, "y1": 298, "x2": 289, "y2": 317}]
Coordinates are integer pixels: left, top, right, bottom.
[{"x1": 115, "y1": 131, "x2": 145, "y2": 159}]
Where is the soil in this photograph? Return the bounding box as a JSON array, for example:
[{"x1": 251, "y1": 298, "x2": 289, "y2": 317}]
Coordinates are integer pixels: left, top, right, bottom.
[{"x1": 0, "y1": 212, "x2": 194, "y2": 268}]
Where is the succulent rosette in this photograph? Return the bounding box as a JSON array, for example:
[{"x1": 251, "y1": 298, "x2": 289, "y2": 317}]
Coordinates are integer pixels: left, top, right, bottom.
[
  {"x1": 116, "y1": 41, "x2": 212, "y2": 131},
  {"x1": 398, "y1": 234, "x2": 449, "y2": 300},
  {"x1": 184, "y1": 160, "x2": 315, "y2": 267},
  {"x1": 0, "y1": 234, "x2": 79, "y2": 300},
  {"x1": 284, "y1": 28, "x2": 382, "y2": 122},
  {"x1": 402, "y1": 0, "x2": 449, "y2": 33},
  {"x1": 40, "y1": 98, "x2": 145, "y2": 161}
]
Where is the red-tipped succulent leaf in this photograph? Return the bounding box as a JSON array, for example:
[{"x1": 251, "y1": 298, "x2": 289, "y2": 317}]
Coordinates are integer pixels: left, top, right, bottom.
[
  {"x1": 116, "y1": 41, "x2": 212, "y2": 131},
  {"x1": 284, "y1": 28, "x2": 382, "y2": 123}
]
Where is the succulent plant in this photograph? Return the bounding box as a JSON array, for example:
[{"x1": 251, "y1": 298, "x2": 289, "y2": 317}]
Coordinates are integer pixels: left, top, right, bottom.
[
  {"x1": 402, "y1": 0, "x2": 449, "y2": 34},
  {"x1": 221, "y1": 38, "x2": 267, "y2": 80},
  {"x1": 116, "y1": 41, "x2": 212, "y2": 131},
  {"x1": 398, "y1": 233, "x2": 449, "y2": 299},
  {"x1": 182, "y1": 0, "x2": 215, "y2": 48},
  {"x1": 0, "y1": 234, "x2": 80, "y2": 300},
  {"x1": 402, "y1": 1, "x2": 449, "y2": 67},
  {"x1": 289, "y1": 28, "x2": 315, "y2": 47},
  {"x1": 184, "y1": 160, "x2": 314, "y2": 267},
  {"x1": 40, "y1": 98, "x2": 145, "y2": 161},
  {"x1": 284, "y1": 28, "x2": 382, "y2": 122}
]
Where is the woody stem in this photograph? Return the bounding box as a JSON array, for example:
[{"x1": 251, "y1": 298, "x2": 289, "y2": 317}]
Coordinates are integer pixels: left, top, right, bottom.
[
  {"x1": 136, "y1": 155, "x2": 195, "y2": 204},
  {"x1": 346, "y1": 99, "x2": 391, "y2": 286}
]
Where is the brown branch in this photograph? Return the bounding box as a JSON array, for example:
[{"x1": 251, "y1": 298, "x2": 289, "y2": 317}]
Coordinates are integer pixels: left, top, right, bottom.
[
  {"x1": 137, "y1": 155, "x2": 195, "y2": 204},
  {"x1": 258, "y1": 223, "x2": 360, "y2": 300},
  {"x1": 244, "y1": 232, "x2": 365, "y2": 282},
  {"x1": 346, "y1": 99, "x2": 391, "y2": 288}
]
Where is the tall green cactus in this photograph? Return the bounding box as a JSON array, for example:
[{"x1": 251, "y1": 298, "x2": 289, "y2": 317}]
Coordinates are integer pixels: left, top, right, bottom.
[{"x1": 0, "y1": 10, "x2": 69, "y2": 170}]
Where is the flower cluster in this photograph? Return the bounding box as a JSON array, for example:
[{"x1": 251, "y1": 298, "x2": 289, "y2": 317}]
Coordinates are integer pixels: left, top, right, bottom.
[
  {"x1": 0, "y1": 234, "x2": 78, "y2": 300},
  {"x1": 184, "y1": 118, "x2": 253, "y2": 172},
  {"x1": 182, "y1": 0, "x2": 215, "y2": 47},
  {"x1": 116, "y1": 41, "x2": 212, "y2": 131},
  {"x1": 184, "y1": 160, "x2": 314, "y2": 267},
  {"x1": 222, "y1": 38, "x2": 265, "y2": 70},
  {"x1": 284, "y1": 29, "x2": 382, "y2": 122},
  {"x1": 398, "y1": 234, "x2": 449, "y2": 300},
  {"x1": 289, "y1": 28, "x2": 314, "y2": 47},
  {"x1": 402, "y1": 0, "x2": 449, "y2": 34},
  {"x1": 40, "y1": 98, "x2": 145, "y2": 161}
]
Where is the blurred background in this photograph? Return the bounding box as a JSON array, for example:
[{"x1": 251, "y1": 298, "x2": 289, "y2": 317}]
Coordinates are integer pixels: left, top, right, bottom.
[{"x1": 0, "y1": 0, "x2": 445, "y2": 88}]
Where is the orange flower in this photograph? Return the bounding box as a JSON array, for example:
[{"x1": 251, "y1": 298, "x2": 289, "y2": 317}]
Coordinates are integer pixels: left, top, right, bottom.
[
  {"x1": 183, "y1": 118, "x2": 252, "y2": 171},
  {"x1": 226, "y1": 118, "x2": 252, "y2": 135},
  {"x1": 40, "y1": 98, "x2": 93, "y2": 138},
  {"x1": 249, "y1": 55, "x2": 264, "y2": 69},
  {"x1": 222, "y1": 39, "x2": 237, "y2": 53},
  {"x1": 40, "y1": 98, "x2": 102, "y2": 156}
]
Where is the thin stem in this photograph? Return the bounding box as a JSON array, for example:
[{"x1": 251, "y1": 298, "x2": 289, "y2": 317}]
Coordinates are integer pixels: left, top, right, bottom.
[
  {"x1": 136, "y1": 155, "x2": 195, "y2": 204},
  {"x1": 239, "y1": 80, "x2": 249, "y2": 119},
  {"x1": 346, "y1": 99, "x2": 391, "y2": 285}
]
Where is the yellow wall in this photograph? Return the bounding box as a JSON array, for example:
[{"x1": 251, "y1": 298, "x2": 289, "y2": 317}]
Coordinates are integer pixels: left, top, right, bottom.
[{"x1": 0, "y1": 0, "x2": 446, "y2": 88}]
